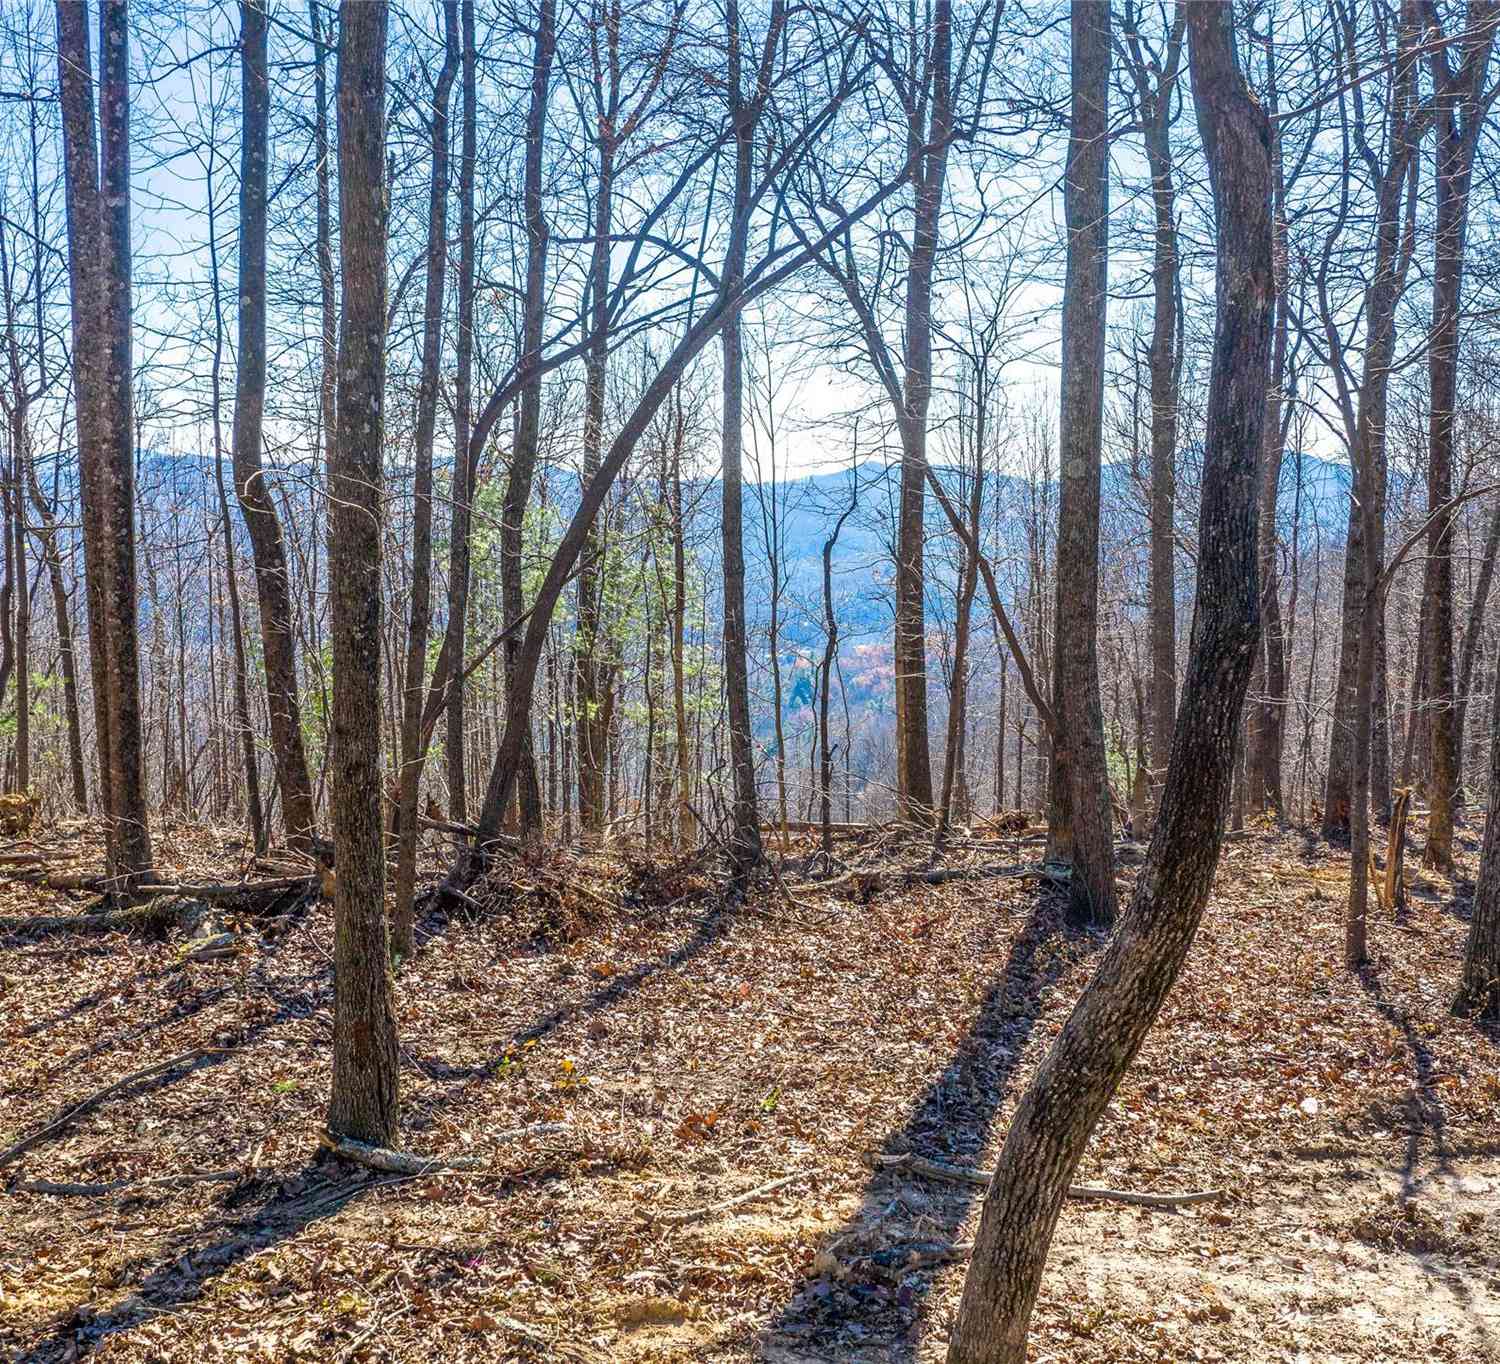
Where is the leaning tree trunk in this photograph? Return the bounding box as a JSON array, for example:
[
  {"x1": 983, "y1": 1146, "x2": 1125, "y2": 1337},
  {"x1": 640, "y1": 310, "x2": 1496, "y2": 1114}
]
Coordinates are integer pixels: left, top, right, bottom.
[
  {"x1": 327, "y1": 0, "x2": 398, "y2": 1146},
  {"x1": 236, "y1": 0, "x2": 317, "y2": 852},
  {"x1": 1046, "y1": 0, "x2": 1116, "y2": 926},
  {"x1": 946, "y1": 6, "x2": 1272, "y2": 1357}
]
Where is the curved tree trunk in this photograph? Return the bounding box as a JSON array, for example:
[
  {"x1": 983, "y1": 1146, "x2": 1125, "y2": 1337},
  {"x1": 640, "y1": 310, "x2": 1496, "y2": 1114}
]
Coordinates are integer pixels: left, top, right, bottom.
[{"x1": 946, "y1": 7, "x2": 1272, "y2": 1355}]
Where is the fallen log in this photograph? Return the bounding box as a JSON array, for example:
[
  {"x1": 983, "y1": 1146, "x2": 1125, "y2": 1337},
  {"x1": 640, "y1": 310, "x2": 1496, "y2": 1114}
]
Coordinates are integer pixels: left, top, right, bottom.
[
  {"x1": 869, "y1": 1151, "x2": 1225, "y2": 1208},
  {"x1": 129, "y1": 877, "x2": 313, "y2": 904},
  {"x1": 798, "y1": 862, "x2": 1068, "y2": 897},
  {"x1": 0, "y1": 897, "x2": 201, "y2": 938}
]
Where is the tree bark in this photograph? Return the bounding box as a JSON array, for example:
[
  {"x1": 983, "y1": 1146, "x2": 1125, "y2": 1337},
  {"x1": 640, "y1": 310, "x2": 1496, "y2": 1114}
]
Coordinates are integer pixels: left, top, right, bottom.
[
  {"x1": 1346, "y1": 3, "x2": 1425, "y2": 968},
  {"x1": 891, "y1": 2, "x2": 953, "y2": 825},
  {"x1": 203, "y1": 134, "x2": 265, "y2": 851},
  {"x1": 721, "y1": 0, "x2": 765, "y2": 882},
  {"x1": 1250, "y1": 41, "x2": 1288, "y2": 817},
  {"x1": 444, "y1": 0, "x2": 476, "y2": 821},
  {"x1": 1046, "y1": 0, "x2": 1116, "y2": 926},
  {"x1": 946, "y1": 6, "x2": 1272, "y2": 1354},
  {"x1": 235, "y1": 0, "x2": 317, "y2": 852},
  {"x1": 1454, "y1": 643, "x2": 1500, "y2": 1019},
  {"x1": 1121, "y1": 15, "x2": 1185, "y2": 829},
  {"x1": 1456, "y1": 495, "x2": 1500, "y2": 790},
  {"x1": 327, "y1": 0, "x2": 398, "y2": 1146},
  {"x1": 55, "y1": 0, "x2": 152, "y2": 879},
  {"x1": 1421, "y1": 4, "x2": 1497, "y2": 870},
  {"x1": 499, "y1": 0, "x2": 556, "y2": 843}
]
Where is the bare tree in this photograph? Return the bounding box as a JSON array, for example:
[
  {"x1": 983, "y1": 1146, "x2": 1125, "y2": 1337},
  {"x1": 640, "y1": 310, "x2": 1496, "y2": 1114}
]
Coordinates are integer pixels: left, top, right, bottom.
[
  {"x1": 1419, "y1": 0, "x2": 1498, "y2": 870},
  {"x1": 234, "y1": 0, "x2": 317, "y2": 851},
  {"x1": 1453, "y1": 640, "x2": 1500, "y2": 1018},
  {"x1": 945, "y1": 4, "x2": 1273, "y2": 1354},
  {"x1": 327, "y1": 0, "x2": 398, "y2": 1145},
  {"x1": 1047, "y1": 0, "x2": 1116, "y2": 925},
  {"x1": 55, "y1": 0, "x2": 153, "y2": 879},
  {"x1": 1118, "y1": 1, "x2": 1185, "y2": 829},
  {"x1": 392, "y1": 0, "x2": 460, "y2": 958}
]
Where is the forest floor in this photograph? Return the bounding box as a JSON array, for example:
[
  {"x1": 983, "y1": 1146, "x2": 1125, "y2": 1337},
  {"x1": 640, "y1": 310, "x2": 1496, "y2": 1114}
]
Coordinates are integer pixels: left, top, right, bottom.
[{"x1": 2, "y1": 810, "x2": 1498, "y2": 1364}]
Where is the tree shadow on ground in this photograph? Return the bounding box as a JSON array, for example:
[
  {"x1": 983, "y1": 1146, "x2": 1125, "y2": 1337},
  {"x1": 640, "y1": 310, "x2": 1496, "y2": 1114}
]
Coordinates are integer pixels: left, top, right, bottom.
[
  {"x1": 17, "y1": 1155, "x2": 572, "y2": 1363},
  {"x1": 754, "y1": 892, "x2": 1096, "y2": 1363},
  {"x1": 15, "y1": 900, "x2": 735, "y2": 1361},
  {"x1": 1356, "y1": 966, "x2": 1454, "y2": 1195},
  {"x1": 403, "y1": 899, "x2": 732, "y2": 1091}
]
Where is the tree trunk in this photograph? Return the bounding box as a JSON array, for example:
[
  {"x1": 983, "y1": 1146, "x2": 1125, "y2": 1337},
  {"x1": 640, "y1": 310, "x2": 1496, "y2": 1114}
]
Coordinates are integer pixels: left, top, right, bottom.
[
  {"x1": 1046, "y1": 0, "x2": 1115, "y2": 926},
  {"x1": 1422, "y1": 13, "x2": 1496, "y2": 868},
  {"x1": 203, "y1": 139, "x2": 265, "y2": 850},
  {"x1": 392, "y1": 0, "x2": 459, "y2": 959},
  {"x1": 1250, "y1": 61, "x2": 1288, "y2": 817},
  {"x1": 1456, "y1": 495, "x2": 1500, "y2": 790},
  {"x1": 444, "y1": 0, "x2": 476, "y2": 822},
  {"x1": 946, "y1": 7, "x2": 1272, "y2": 1355},
  {"x1": 720, "y1": 1, "x2": 764, "y2": 882},
  {"x1": 1453, "y1": 643, "x2": 1500, "y2": 1019},
  {"x1": 668, "y1": 402, "x2": 693, "y2": 850},
  {"x1": 1121, "y1": 17, "x2": 1186, "y2": 829},
  {"x1": 938, "y1": 461, "x2": 982, "y2": 847},
  {"x1": 327, "y1": 0, "x2": 398, "y2": 1147},
  {"x1": 236, "y1": 0, "x2": 317, "y2": 853},
  {"x1": 1345, "y1": 5, "x2": 1424, "y2": 967},
  {"x1": 891, "y1": 2, "x2": 954, "y2": 826},
  {"x1": 497, "y1": 0, "x2": 555, "y2": 843},
  {"x1": 56, "y1": 0, "x2": 152, "y2": 880},
  {"x1": 26, "y1": 470, "x2": 89, "y2": 809}
]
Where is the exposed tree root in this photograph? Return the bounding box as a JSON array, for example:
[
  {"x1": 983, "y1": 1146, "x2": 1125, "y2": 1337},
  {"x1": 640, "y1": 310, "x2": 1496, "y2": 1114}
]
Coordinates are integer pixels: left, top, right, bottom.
[{"x1": 318, "y1": 1122, "x2": 567, "y2": 1174}]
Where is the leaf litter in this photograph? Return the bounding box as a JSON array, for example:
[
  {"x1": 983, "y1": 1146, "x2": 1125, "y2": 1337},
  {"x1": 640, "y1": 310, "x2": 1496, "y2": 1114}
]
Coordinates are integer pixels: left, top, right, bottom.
[{"x1": 0, "y1": 811, "x2": 1496, "y2": 1362}]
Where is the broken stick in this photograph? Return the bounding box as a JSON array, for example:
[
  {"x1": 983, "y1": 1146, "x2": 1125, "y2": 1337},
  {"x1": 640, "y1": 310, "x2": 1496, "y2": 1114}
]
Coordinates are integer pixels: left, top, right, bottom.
[
  {"x1": 870, "y1": 1151, "x2": 1224, "y2": 1208},
  {"x1": 656, "y1": 1168, "x2": 819, "y2": 1226}
]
